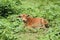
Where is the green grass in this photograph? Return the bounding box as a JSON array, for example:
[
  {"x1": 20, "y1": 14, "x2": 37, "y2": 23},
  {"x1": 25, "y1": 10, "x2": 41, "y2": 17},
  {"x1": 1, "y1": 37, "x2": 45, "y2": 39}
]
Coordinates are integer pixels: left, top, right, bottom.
[{"x1": 0, "y1": 0, "x2": 60, "y2": 40}]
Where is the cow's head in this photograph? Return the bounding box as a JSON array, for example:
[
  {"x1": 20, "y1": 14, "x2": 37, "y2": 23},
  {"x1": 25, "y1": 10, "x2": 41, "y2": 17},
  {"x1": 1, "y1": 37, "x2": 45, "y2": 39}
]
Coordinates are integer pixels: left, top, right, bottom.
[{"x1": 18, "y1": 14, "x2": 29, "y2": 22}]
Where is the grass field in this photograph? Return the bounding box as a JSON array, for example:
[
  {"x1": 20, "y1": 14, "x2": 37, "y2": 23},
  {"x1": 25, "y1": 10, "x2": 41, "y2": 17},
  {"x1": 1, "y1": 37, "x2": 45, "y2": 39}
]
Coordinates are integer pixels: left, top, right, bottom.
[{"x1": 0, "y1": 0, "x2": 60, "y2": 40}]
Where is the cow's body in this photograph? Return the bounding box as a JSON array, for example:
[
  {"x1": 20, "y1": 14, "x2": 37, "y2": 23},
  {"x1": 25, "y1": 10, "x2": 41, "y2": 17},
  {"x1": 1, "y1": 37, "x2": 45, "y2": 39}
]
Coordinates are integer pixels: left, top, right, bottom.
[{"x1": 18, "y1": 14, "x2": 48, "y2": 28}]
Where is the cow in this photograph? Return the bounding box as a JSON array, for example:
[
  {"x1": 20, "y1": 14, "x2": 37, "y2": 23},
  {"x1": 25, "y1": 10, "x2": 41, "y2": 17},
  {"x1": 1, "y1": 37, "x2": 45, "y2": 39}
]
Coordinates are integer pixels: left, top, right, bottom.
[{"x1": 18, "y1": 14, "x2": 48, "y2": 29}]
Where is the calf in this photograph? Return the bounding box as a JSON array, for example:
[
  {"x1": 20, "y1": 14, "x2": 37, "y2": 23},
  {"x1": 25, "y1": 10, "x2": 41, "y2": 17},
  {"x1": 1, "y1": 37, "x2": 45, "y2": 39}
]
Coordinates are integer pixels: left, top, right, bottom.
[{"x1": 18, "y1": 14, "x2": 48, "y2": 29}]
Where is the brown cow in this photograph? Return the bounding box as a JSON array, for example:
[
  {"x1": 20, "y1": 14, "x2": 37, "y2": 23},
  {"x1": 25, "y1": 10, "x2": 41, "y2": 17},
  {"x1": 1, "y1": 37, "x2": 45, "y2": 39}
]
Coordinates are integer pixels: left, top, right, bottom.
[{"x1": 18, "y1": 14, "x2": 48, "y2": 29}]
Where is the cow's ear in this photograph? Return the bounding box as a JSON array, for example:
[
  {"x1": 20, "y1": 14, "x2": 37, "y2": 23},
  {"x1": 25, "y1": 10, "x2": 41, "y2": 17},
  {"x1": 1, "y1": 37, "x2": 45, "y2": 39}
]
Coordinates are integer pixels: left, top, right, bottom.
[{"x1": 27, "y1": 15, "x2": 30, "y2": 17}]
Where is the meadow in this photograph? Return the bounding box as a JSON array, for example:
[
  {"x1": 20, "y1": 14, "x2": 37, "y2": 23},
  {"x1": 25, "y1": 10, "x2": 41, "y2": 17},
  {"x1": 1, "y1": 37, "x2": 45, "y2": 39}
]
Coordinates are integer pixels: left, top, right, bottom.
[{"x1": 0, "y1": 0, "x2": 60, "y2": 40}]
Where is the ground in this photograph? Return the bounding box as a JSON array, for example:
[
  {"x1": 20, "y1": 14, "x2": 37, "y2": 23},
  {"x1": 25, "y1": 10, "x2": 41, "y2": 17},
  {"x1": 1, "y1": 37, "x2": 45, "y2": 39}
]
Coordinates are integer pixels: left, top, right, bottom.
[{"x1": 0, "y1": 0, "x2": 60, "y2": 40}]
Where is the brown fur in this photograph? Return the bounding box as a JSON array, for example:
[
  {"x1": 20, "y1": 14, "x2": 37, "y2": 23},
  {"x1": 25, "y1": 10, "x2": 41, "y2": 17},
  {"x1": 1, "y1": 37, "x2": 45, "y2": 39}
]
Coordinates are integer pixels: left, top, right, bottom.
[{"x1": 18, "y1": 14, "x2": 48, "y2": 28}]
